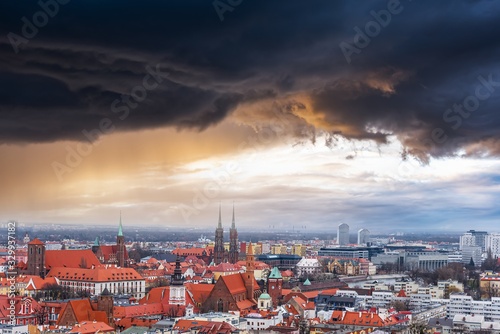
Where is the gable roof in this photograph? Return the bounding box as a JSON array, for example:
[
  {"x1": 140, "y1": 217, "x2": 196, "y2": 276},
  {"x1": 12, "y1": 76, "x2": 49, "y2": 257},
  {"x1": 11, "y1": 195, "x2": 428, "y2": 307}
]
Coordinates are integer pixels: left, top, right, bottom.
[
  {"x1": 45, "y1": 250, "x2": 101, "y2": 270},
  {"x1": 57, "y1": 299, "x2": 108, "y2": 325},
  {"x1": 219, "y1": 274, "x2": 247, "y2": 295},
  {"x1": 185, "y1": 283, "x2": 214, "y2": 305},
  {"x1": 98, "y1": 245, "x2": 129, "y2": 262},
  {"x1": 219, "y1": 273, "x2": 259, "y2": 295},
  {"x1": 174, "y1": 319, "x2": 211, "y2": 331}
]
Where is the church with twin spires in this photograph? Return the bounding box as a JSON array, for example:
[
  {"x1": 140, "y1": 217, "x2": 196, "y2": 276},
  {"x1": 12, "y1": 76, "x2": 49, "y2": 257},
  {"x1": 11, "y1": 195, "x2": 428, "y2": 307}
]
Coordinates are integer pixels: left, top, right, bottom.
[{"x1": 213, "y1": 204, "x2": 239, "y2": 264}]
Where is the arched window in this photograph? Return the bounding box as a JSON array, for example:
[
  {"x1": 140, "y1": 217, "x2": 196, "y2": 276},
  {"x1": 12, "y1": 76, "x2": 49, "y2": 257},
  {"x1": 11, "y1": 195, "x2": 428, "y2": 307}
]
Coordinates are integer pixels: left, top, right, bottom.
[{"x1": 217, "y1": 298, "x2": 224, "y2": 312}]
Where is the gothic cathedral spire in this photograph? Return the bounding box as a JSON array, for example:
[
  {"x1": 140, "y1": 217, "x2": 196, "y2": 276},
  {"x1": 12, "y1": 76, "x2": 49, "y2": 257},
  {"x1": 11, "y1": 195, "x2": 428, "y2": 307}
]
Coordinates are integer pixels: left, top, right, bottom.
[
  {"x1": 116, "y1": 212, "x2": 126, "y2": 267},
  {"x1": 214, "y1": 203, "x2": 225, "y2": 265},
  {"x1": 229, "y1": 202, "x2": 239, "y2": 264}
]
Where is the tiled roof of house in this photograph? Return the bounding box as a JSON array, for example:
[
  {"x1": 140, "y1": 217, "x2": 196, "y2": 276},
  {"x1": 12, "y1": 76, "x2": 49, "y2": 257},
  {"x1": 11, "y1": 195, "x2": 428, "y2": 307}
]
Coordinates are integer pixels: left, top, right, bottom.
[
  {"x1": 236, "y1": 299, "x2": 255, "y2": 311},
  {"x1": 68, "y1": 321, "x2": 114, "y2": 334},
  {"x1": 0, "y1": 295, "x2": 40, "y2": 319},
  {"x1": 198, "y1": 321, "x2": 236, "y2": 334},
  {"x1": 114, "y1": 303, "x2": 164, "y2": 318},
  {"x1": 57, "y1": 299, "x2": 108, "y2": 325},
  {"x1": 26, "y1": 276, "x2": 58, "y2": 290},
  {"x1": 172, "y1": 248, "x2": 206, "y2": 257},
  {"x1": 174, "y1": 319, "x2": 210, "y2": 331}
]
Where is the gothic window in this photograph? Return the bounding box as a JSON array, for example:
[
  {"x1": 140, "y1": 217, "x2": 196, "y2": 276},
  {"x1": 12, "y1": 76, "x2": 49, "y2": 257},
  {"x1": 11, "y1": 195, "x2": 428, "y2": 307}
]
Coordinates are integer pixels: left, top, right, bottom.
[{"x1": 217, "y1": 299, "x2": 224, "y2": 312}]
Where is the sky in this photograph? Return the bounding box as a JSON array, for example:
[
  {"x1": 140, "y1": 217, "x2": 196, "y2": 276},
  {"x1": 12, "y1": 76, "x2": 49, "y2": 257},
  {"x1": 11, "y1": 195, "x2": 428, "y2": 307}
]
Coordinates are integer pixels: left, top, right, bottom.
[{"x1": 1, "y1": 1, "x2": 500, "y2": 233}]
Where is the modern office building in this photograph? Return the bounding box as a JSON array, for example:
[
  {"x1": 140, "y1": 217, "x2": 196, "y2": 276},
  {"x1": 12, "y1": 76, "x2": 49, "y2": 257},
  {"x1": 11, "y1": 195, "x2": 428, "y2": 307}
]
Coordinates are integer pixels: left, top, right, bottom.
[
  {"x1": 460, "y1": 230, "x2": 488, "y2": 252},
  {"x1": 486, "y1": 233, "x2": 500, "y2": 257},
  {"x1": 318, "y1": 246, "x2": 384, "y2": 260},
  {"x1": 337, "y1": 223, "x2": 350, "y2": 246},
  {"x1": 357, "y1": 228, "x2": 370, "y2": 245}
]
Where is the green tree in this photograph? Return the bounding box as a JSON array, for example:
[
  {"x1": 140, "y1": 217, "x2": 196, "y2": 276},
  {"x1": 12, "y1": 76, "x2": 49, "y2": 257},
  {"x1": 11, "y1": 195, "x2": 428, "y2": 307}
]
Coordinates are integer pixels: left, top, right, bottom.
[{"x1": 482, "y1": 248, "x2": 499, "y2": 271}]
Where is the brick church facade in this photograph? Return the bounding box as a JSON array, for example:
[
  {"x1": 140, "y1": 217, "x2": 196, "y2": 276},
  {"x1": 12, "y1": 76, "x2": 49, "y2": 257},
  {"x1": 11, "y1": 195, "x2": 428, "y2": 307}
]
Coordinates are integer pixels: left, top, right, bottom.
[{"x1": 202, "y1": 243, "x2": 261, "y2": 315}]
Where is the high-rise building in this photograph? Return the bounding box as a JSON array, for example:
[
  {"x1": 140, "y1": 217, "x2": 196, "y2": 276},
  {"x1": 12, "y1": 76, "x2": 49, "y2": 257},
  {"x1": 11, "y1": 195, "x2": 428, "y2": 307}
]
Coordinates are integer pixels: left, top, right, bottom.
[
  {"x1": 459, "y1": 232, "x2": 475, "y2": 250},
  {"x1": 462, "y1": 246, "x2": 482, "y2": 267},
  {"x1": 292, "y1": 244, "x2": 306, "y2": 257},
  {"x1": 460, "y1": 230, "x2": 488, "y2": 252},
  {"x1": 358, "y1": 228, "x2": 370, "y2": 245},
  {"x1": 337, "y1": 223, "x2": 349, "y2": 246},
  {"x1": 486, "y1": 233, "x2": 500, "y2": 257}
]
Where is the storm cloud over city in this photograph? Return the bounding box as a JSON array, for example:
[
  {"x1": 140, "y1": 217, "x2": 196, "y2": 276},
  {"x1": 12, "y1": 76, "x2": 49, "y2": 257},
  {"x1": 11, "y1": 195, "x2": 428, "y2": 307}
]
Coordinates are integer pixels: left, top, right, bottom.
[{"x1": 1, "y1": 0, "x2": 500, "y2": 231}]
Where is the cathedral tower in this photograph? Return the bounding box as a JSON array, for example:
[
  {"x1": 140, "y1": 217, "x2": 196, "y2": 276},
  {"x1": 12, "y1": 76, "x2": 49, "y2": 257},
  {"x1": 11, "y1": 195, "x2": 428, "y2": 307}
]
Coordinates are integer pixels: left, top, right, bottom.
[
  {"x1": 228, "y1": 203, "x2": 239, "y2": 264},
  {"x1": 27, "y1": 238, "x2": 45, "y2": 277},
  {"x1": 243, "y1": 242, "x2": 255, "y2": 300},
  {"x1": 214, "y1": 204, "x2": 225, "y2": 265},
  {"x1": 116, "y1": 212, "x2": 125, "y2": 267}
]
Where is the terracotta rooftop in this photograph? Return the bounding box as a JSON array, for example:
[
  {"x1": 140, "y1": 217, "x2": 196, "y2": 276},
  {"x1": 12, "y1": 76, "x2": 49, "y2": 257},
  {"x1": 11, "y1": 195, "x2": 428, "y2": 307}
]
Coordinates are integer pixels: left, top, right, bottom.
[{"x1": 47, "y1": 267, "x2": 143, "y2": 281}]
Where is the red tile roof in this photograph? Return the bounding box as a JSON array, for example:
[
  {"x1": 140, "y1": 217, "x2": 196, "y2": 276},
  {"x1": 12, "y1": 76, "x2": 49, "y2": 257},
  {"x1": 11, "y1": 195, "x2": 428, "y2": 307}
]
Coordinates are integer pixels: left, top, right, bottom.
[
  {"x1": 185, "y1": 283, "x2": 215, "y2": 305},
  {"x1": 174, "y1": 319, "x2": 210, "y2": 331},
  {"x1": 208, "y1": 263, "x2": 242, "y2": 273},
  {"x1": 198, "y1": 321, "x2": 237, "y2": 334},
  {"x1": 329, "y1": 310, "x2": 406, "y2": 327},
  {"x1": 28, "y1": 238, "x2": 44, "y2": 245},
  {"x1": 47, "y1": 267, "x2": 143, "y2": 282},
  {"x1": 114, "y1": 303, "x2": 164, "y2": 318},
  {"x1": 26, "y1": 276, "x2": 58, "y2": 290},
  {"x1": 57, "y1": 299, "x2": 108, "y2": 325},
  {"x1": 220, "y1": 274, "x2": 247, "y2": 295},
  {"x1": 0, "y1": 296, "x2": 41, "y2": 319},
  {"x1": 68, "y1": 321, "x2": 114, "y2": 334},
  {"x1": 236, "y1": 299, "x2": 255, "y2": 311},
  {"x1": 45, "y1": 250, "x2": 101, "y2": 270},
  {"x1": 173, "y1": 248, "x2": 207, "y2": 257},
  {"x1": 98, "y1": 245, "x2": 129, "y2": 262}
]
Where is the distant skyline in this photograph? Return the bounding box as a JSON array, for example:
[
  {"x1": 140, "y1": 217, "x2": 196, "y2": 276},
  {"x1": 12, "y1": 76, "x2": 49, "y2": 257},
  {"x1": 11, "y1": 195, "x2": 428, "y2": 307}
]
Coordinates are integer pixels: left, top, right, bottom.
[{"x1": 1, "y1": 1, "x2": 500, "y2": 232}]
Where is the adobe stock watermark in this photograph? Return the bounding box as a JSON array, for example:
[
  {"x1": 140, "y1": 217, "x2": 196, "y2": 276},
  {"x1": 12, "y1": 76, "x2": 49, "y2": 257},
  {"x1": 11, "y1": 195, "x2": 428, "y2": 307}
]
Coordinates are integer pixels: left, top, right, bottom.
[
  {"x1": 213, "y1": 0, "x2": 242, "y2": 22},
  {"x1": 178, "y1": 109, "x2": 292, "y2": 223},
  {"x1": 6, "y1": 221, "x2": 17, "y2": 325},
  {"x1": 339, "y1": 0, "x2": 404, "y2": 64},
  {"x1": 7, "y1": 0, "x2": 71, "y2": 54},
  {"x1": 51, "y1": 63, "x2": 169, "y2": 182},
  {"x1": 398, "y1": 73, "x2": 500, "y2": 176}
]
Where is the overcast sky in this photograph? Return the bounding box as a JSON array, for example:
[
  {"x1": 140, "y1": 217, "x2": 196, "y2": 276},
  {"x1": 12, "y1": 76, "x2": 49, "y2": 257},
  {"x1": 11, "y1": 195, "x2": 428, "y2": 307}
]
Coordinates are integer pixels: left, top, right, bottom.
[{"x1": 1, "y1": 1, "x2": 500, "y2": 233}]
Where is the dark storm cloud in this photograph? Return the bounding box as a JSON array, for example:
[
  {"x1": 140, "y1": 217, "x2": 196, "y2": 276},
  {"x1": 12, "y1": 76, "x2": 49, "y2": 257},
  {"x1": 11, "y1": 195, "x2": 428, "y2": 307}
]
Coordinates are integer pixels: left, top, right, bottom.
[{"x1": 1, "y1": 0, "x2": 500, "y2": 159}]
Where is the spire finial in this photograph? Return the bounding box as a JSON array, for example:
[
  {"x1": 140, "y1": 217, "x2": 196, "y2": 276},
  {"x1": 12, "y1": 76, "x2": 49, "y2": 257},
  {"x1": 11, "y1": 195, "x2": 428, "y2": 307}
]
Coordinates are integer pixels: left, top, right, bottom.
[
  {"x1": 247, "y1": 241, "x2": 254, "y2": 256},
  {"x1": 118, "y1": 211, "x2": 123, "y2": 237},
  {"x1": 231, "y1": 201, "x2": 235, "y2": 229},
  {"x1": 218, "y1": 202, "x2": 222, "y2": 228}
]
